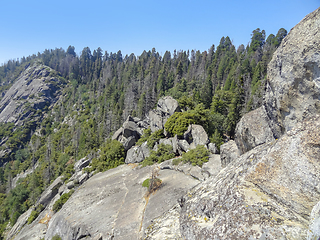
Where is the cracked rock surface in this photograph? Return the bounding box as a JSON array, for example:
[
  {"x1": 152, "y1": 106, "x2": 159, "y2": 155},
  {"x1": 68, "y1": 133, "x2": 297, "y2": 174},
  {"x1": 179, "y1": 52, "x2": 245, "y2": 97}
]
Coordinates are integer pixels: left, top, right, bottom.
[
  {"x1": 42, "y1": 164, "x2": 199, "y2": 240},
  {"x1": 178, "y1": 115, "x2": 320, "y2": 239}
]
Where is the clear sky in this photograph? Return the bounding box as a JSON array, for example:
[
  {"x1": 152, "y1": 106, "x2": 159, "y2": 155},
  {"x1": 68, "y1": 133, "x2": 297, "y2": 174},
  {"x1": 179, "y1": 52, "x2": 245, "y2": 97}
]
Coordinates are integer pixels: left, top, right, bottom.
[{"x1": 0, "y1": 0, "x2": 318, "y2": 64}]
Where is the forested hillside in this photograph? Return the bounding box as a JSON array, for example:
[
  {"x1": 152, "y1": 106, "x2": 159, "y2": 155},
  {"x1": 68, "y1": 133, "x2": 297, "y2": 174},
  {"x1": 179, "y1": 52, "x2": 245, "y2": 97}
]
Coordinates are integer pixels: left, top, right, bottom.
[{"x1": 0, "y1": 27, "x2": 286, "y2": 238}]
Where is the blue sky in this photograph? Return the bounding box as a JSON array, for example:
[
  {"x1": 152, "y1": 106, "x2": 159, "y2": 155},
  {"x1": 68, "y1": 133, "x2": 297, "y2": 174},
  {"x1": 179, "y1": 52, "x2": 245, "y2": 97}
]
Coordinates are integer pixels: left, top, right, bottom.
[{"x1": 0, "y1": 0, "x2": 318, "y2": 64}]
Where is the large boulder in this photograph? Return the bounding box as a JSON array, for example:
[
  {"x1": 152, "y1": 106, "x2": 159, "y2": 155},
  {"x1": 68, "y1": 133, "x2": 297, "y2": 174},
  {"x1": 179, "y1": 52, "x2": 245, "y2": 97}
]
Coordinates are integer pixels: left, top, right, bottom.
[
  {"x1": 219, "y1": 140, "x2": 240, "y2": 168},
  {"x1": 123, "y1": 120, "x2": 139, "y2": 139},
  {"x1": 207, "y1": 142, "x2": 218, "y2": 154},
  {"x1": 178, "y1": 114, "x2": 320, "y2": 239},
  {"x1": 111, "y1": 127, "x2": 123, "y2": 141},
  {"x1": 156, "y1": 96, "x2": 181, "y2": 116},
  {"x1": 177, "y1": 139, "x2": 190, "y2": 153},
  {"x1": 159, "y1": 135, "x2": 179, "y2": 154},
  {"x1": 183, "y1": 124, "x2": 209, "y2": 149},
  {"x1": 125, "y1": 141, "x2": 150, "y2": 164},
  {"x1": 148, "y1": 109, "x2": 166, "y2": 133},
  {"x1": 112, "y1": 116, "x2": 147, "y2": 151},
  {"x1": 148, "y1": 96, "x2": 181, "y2": 132},
  {"x1": 74, "y1": 157, "x2": 91, "y2": 172},
  {"x1": 125, "y1": 146, "x2": 145, "y2": 164},
  {"x1": 235, "y1": 105, "x2": 276, "y2": 155},
  {"x1": 123, "y1": 135, "x2": 137, "y2": 151}
]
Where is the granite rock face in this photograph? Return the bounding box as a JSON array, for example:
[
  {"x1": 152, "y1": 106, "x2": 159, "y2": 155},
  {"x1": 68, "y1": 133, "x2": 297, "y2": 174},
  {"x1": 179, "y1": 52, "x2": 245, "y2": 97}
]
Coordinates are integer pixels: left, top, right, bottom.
[
  {"x1": 179, "y1": 114, "x2": 320, "y2": 240},
  {"x1": 43, "y1": 164, "x2": 199, "y2": 240},
  {"x1": 38, "y1": 176, "x2": 63, "y2": 208},
  {"x1": 219, "y1": 140, "x2": 239, "y2": 168},
  {"x1": 149, "y1": 96, "x2": 181, "y2": 132},
  {"x1": 234, "y1": 8, "x2": 320, "y2": 156},
  {"x1": 157, "y1": 96, "x2": 181, "y2": 116},
  {"x1": 184, "y1": 124, "x2": 210, "y2": 149},
  {"x1": 0, "y1": 62, "x2": 65, "y2": 126},
  {"x1": 125, "y1": 145, "x2": 145, "y2": 164},
  {"x1": 235, "y1": 106, "x2": 276, "y2": 154},
  {"x1": 264, "y1": 8, "x2": 320, "y2": 137},
  {"x1": 0, "y1": 62, "x2": 65, "y2": 160}
]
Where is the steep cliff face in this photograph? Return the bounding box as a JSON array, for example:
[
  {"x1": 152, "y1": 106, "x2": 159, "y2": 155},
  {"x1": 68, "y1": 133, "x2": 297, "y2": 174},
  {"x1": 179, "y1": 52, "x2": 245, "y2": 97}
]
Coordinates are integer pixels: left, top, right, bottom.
[
  {"x1": 264, "y1": 7, "x2": 320, "y2": 137},
  {"x1": 0, "y1": 61, "x2": 65, "y2": 126},
  {"x1": 236, "y1": 7, "x2": 320, "y2": 154}
]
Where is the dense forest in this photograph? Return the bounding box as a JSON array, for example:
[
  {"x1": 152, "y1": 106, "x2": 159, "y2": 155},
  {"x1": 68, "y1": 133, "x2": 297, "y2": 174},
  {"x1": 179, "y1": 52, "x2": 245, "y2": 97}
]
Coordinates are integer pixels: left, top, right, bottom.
[{"x1": 0, "y1": 27, "x2": 286, "y2": 238}]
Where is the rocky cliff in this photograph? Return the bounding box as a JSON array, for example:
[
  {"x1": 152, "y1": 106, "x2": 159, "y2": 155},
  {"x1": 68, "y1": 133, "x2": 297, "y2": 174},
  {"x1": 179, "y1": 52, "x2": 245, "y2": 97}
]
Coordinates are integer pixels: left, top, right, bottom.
[
  {"x1": 0, "y1": 62, "x2": 65, "y2": 126},
  {"x1": 0, "y1": 61, "x2": 65, "y2": 160}
]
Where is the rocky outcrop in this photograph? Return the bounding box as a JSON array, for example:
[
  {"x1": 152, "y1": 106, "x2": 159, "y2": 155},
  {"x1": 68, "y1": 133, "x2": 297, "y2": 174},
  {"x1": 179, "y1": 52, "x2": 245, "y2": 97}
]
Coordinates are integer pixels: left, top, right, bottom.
[
  {"x1": 148, "y1": 96, "x2": 181, "y2": 132},
  {"x1": 112, "y1": 116, "x2": 146, "y2": 151},
  {"x1": 115, "y1": 96, "x2": 183, "y2": 163},
  {"x1": 43, "y1": 164, "x2": 199, "y2": 240},
  {"x1": 113, "y1": 97, "x2": 181, "y2": 152},
  {"x1": 233, "y1": 8, "x2": 320, "y2": 157},
  {"x1": 125, "y1": 142, "x2": 150, "y2": 164},
  {"x1": 219, "y1": 140, "x2": 239, "y2": 168},
  {"x1": 144, "y1": 9, "x2": 320, "y2": 239},
  {"x1": 157, "y1": 96, "x2": 181, "y2": 116},
  {"x1": 235, "y1": 105, "x2": 276, "y2": 154},
  {"x1": 159, "y1": 154, "x2": 222, "y2": 182},
  {"x1": 178, "y1": 115, "x2": 320, "y2": 239},
  {"x1": 264, "y1": 8, "x2": 320, "y2": 138},
  {"x1": 74, "y1": 156, "x2": 91, "y2": 172},
  {"x1": 0, "y1": 62, "x2": 65, "y2": 126},
  {"x1": 184, "y1": 124, "x2": 210, "y2": 149},
  {"x1": 38, "y1": 176, "x2": 63, "y2": 208}
]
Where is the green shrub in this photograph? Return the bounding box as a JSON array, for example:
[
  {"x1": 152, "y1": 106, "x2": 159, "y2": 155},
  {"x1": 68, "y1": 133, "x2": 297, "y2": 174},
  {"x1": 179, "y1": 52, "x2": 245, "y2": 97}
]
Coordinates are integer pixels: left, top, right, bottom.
[
  {"x1": 164, "y1": 112, "x2": 196, "y2": 138},
  {"x1": 147, "y1": 129, "x2": 165, "y2": 149},
  {"x1": 210, "y1": 129, "x2": 224, "y2": 151},
  {"x1": 52, "y1": 235, "x2": 62, "y2": 240},
  {"x1": 27, "y1": 204, "x2": 44, "y2": 224},
  {"x1": 52, "y1": 190, "x2": 74, "y2": 212},
  {"x1": 142, "y1": 178, "x2": 150, "y2": 188},
  {"x1": 181, "y1": 145, "x2": 209, "y2": 167},
  {"x1": 172, "y1": 158, "x2": 182, "y2": 165},
  {"x1": 87, "y1": 140, "x2": 125, "y2": 173},
  {"x1": 61, "y1": 164, "x2": 75, "y2": 182},
  {"x1": 136, "y1": 128, "x2": 151, "y2": 146},
  {"x1": 141, "y1": 144, "x2": 175, "y2": 167},
  {"x1": 164, "y1": 104, "x2": 212, "y2": 138},
  {"x1": 27, "y1": 210, "x2": 39, "y2": 224}
]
